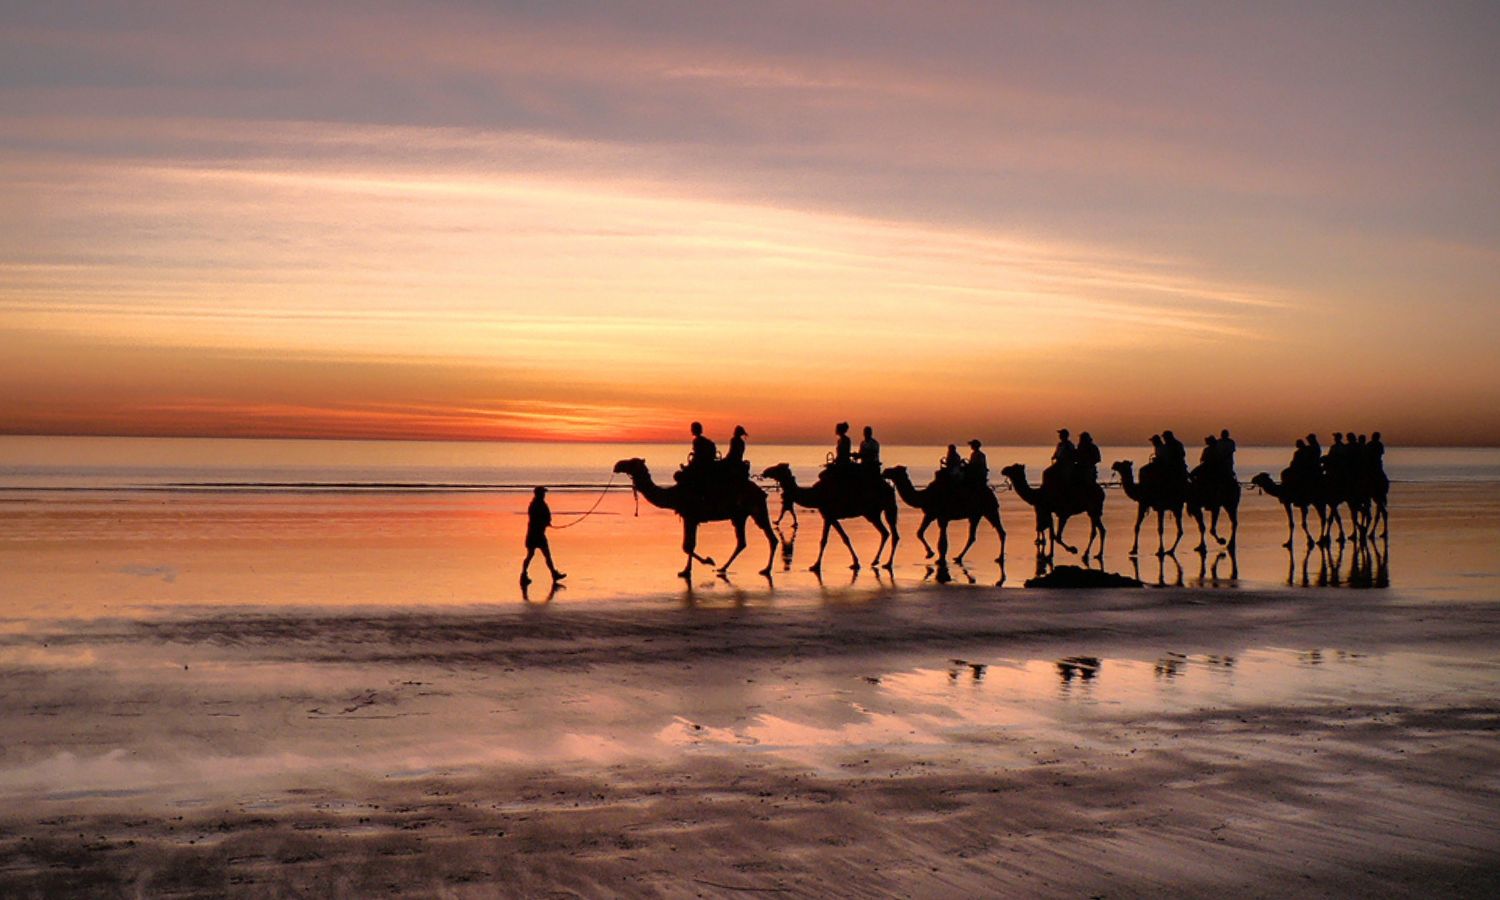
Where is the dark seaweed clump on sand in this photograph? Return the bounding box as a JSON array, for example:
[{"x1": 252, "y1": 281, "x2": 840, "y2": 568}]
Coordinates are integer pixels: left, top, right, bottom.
[{"x1": 1024, "y1": 565, "x2": 1143, "y2": 588}]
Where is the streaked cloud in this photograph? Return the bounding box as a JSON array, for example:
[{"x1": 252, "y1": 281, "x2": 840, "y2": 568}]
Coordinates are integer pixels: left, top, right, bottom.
[{"x1": 1, "y1": 2, "x2": 1497, "y2": 443}]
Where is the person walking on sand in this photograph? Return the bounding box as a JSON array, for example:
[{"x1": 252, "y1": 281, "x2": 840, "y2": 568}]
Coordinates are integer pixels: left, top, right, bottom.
[{"x1": 521, "y1": 486, "x2": 566, "y2": 585}]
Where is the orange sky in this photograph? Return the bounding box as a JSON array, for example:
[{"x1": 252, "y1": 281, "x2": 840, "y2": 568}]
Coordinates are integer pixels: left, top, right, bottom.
[{"x1": 2, "y1": 3, "x2": 1498, "y2": 445}]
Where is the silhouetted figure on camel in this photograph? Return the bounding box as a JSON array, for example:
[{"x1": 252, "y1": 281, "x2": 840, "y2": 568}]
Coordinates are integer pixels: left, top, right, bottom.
[
  {"x1": 616, "y1": 456, "x2": 776, "y2": 579},
  {"x1": 761, "y1": 462, "x2": 899, "y2": 571},
  {"x1": 882, "y1": 464, "x2": 1005, "y2": 565},
  {"x1": 1042, "y1": 428, "x2": 1077, "y2": 496},
  {"x1": 965, "y1": 439, "x2": 988, "y2": 488},
  {"x1": 999, "y1": 463, "x2": 1104, "y2": 561},
  {"x1": 830, "y1": 421, "x2": 853, "y2": 467},
  {"x1": 1076, "y1": 432, "x2": 1101, "y2": 485},
  {"x1": 855, "y1": 425, "x2": 881, "y2": 474},
  {"x1": 676, "y1": 421, "x2": 752, "y2": 494},
  {"x1": 1186, "y1": 430, "x2": 1240, "y2": 552},
  {"x1": 1112, "y1": 459, "x2": 1184, "y2": 557},
  {"x1": 1252, "y1": 436, "x2": 1338, "y2": 548}
]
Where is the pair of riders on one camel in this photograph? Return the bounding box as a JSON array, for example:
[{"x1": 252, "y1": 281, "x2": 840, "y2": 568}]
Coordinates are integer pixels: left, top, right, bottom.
[
  {"x1": 820, "y1": 422, "x2": 883, "y2": 485},
  {"x1": 1191, "y1": 430, "x2": 1239, "y2": 486},
  {"x1": 1042, "y1": 428, "x2": 1101, "y2": 495},
  {"x1": 676, "y1": 421, "x2": 752, "y2": 491},
  {"x1": 934, "y1": 439, "x2": 989, "y2": 491}
]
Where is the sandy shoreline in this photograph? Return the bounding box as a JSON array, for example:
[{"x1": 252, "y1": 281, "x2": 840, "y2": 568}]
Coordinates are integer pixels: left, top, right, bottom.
[{"x1": 2, "y1": 585, "x2": 1499, "y2": 896}]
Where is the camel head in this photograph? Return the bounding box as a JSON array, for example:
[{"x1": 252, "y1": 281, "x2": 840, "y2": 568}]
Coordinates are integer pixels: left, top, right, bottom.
[
  {"x1": 881, "y1": 465, "x2": 910, "y2": 483},
  {"x1": 1250, "y1": 472, "x2": 1275, "y2": 493},
  {"x1": 612, "y1": 458, "x2": 649, "y2": 479},
  {"x1": 999, "y1": 463, "x2": 1027, "y2": 482},
  {"x1": 760, "y1": 462, "x2": 794, "y2": 484},
  {"x1": 1111, "y1": 459, "x2": 1134, "y2": 477}
]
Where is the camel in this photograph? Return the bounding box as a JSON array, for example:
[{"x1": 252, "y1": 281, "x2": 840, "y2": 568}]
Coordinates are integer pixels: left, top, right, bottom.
[
  {"x1": 881, "y1": 466, "x2": 1005, "y2": 565},
  {"x1": 1186, "y1": 468, "x2": 1240, "y2": 553},
  {"x1": 1250, "y1": 470, "x2": 1330, "y2": 548},
  {"x1": 612, "y1": 458, "x2": 776, "y2": 579},
  {"x1": 998, "y1": 464, "x2": 1105, "y2": 561},
  {"x1": 1111, "y1": 460, "x2": 1184, "y2": 557},
  {"x1": 759, "y1": 463, "x2": 899, "y2": 571}
]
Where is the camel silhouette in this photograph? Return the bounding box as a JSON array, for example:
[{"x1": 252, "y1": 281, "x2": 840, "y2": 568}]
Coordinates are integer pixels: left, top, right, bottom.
[
  {"x1": 1251, "y1": 470, "x2": 1331, "y2": 548},
  {"x1": 612, "y1": 458, "x2": 777, "y2": 579},
  {"x1": 881, "y1": 465, "x2": 1005, "y2": 565},
  {"x1": 1186, "y1": 468, "x2": 1240, "y2": 553},
  {"x1": 998, "y1": 463, "x2": 1105, "y2": 561},
  {"x1": 1111, "y1": 459, "x2": 1184, "y2": 557},
  {"x1": 760, "y1": 463, "x2": 899, "y2": 572}
]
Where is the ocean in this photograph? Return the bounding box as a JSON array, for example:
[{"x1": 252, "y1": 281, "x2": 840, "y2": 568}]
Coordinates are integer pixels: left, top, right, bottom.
[{"x1": 1, "y1": 436, "x2": 1497, "y2": 615}]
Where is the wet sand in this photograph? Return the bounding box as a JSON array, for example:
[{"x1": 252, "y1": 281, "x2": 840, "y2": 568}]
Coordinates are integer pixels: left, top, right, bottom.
[
  {"x1": 3, "y1": 475, "x2": 1500, "y2": 895},
  {"x1": 2, "y1": 584, "x2": 1499, "y2": 897}
]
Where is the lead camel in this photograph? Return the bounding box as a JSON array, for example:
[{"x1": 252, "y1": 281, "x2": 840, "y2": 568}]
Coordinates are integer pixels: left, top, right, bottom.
[{"x1": 612, "y1": 458, "x2": 777, "y2": 579}]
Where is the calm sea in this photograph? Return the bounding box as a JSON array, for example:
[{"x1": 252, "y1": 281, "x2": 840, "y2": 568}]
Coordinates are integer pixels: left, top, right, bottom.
[
  {"x1": 2, "y1": 436, "x2": 1497, "y2": 492},
  {"x1": 3, "y1": 436, "x2": 1498, "y2": 614}
]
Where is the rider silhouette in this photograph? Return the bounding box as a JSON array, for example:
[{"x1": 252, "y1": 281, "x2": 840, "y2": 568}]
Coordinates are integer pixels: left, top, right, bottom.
[
  {"x1": 832, "y1": 422, "x2": 853, "y2": 466},
  {"x1": 1216, "y1": 429, "x2": 1237, "y2": 480},
  {"x1": 856, "y1": 426, "x2": 881, "y2": 473},
  {"x1": 725, "y1": 425, "x2": 747, "y2": 465},
  {"x1": 941, "y1": 443, "x2": 964, "y2": 482},
  {"x1": 1052, "y1": 428, "x2": 1077, "y2": 467},
  {"x1": 965, "y1": 439, "x2": 988, "y2": 487},
  {"x1": 1076, "y1": 432, "x2": 1101, "y2": 485},
  {"x1": 689, "y1": 421, "x2": 717, "y2": 471}
]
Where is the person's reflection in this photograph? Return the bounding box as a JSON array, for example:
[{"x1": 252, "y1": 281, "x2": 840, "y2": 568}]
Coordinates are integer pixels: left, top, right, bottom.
[
  {"x1": 521, "y1": 578, "x2": 564, "y2": 604},
  {"x1": 1057, "y1": 656, "x2": 1101, "y2": 690},
  {"x1": 776, "y1": 525, "x2": 797, "y2": 572}
]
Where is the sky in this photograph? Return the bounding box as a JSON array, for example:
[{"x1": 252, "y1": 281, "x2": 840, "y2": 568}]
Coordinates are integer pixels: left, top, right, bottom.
[{"x1": 2, "y1": 1, "x2": 1498, "y2": 446}]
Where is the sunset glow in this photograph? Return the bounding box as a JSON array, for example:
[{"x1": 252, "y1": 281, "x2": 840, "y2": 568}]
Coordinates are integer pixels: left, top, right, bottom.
[{"x1": 3, "y1": 3, "x2": 1497, "y2": 444}]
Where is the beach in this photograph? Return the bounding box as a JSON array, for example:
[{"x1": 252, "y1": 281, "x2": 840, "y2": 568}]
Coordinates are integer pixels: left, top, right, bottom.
[{"x1": 1, "y1": 438, "x2": 1499, "y2": 896}]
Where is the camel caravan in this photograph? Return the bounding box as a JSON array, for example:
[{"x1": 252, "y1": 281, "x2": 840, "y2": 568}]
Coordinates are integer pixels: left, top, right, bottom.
[{"x1": 611, "y1": 424, "x2": 1390, "y2": 580}]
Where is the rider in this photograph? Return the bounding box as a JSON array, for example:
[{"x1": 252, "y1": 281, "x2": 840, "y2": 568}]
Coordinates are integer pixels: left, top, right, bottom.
[
  {"x1": 1215, "y1": 429, "x2": 1237, "y2": 481},
  {"x1": 940, "y1": 443, "x2": 964, "y2": 482},
  {"x1": 1160, "y1": 430, "x2": 1188, "y2": 478},
  {"x1": 1052, "y1": 428, "x2": 1077, "y2": 467},
  {"x1": 688, "y1": 421, "x2": 717, "y2": 474},
  {"x1": 832, "y1": 422, "x2": 853, "y2": 467},
  {"x1": 855, "y1": 425, "x2": 881, "y2": 474},
  {"x1": 1076, "y1": 431, "x2": 1101, "y2": 485},
  {"x1": 724, "y1": 425, "x2": 748, "y2": 466},
  {"x1": 965, "y1": 439, "x2": 988, "y2": 487}
]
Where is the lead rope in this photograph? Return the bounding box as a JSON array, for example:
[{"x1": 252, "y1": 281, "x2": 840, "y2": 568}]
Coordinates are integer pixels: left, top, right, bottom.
[{"x1": 550, "y1": 472, "x2": 620, "y2": 529}]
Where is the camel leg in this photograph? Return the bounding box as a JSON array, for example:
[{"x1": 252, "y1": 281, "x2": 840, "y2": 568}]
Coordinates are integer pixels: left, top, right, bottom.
[
  {"x1": 1225, "y1": 506, "x2": 1239, "y2": 550},
  {"x1": 831, "y1": 519, "x2": 860, "y2": 571},
  {"x1": 753, "y1": 507, "x2": 777, "y2": 577},
  {"x1": 915, "y1": 515, "x2": 936, "y2": 558},
  {"x1": 810, "y1": 518, "x2": 834, "y2": 573},
  {"x1": 1315, "y1": 504, "x2": 1332, "y2": 548},
  {"x1": 867, "y1": 513, "x2": 889, "y2": 569},
  {"x1": 1129, "y1": 505, "x2": 1146, "y2": 556},
  {"x1": 1190, "y1": 508, "x2": 1208, "y2": 554},
  {"x1": 1083, "y1": 514, "x2": 1104, "y2": 563},
  {"x1": 1300, "y1": 506, "x2": 1318, "y2": 548},
  {"x1": 1281, "y1": 503, "x2": 1295, "y2": 548},
  {"x1": 680, "y1": 522, "x2": 704, "y2": 579},
  {"x1": 1054, "y1": 513, "x2": 1077, "y2": 555},
  {"x1": 936, "y1": 520, "x2": 951, "y2": 563},
  {"x1": 987, "y1": 510, "x2": 1006, "y2": 563},
  {"x1": 717, "y1": 516, "x2": 750, "y2": 575},
  {"x1": 1210, "y1": 506, "x2": 1225, "y2": 546},
  {"x1": 884, "y1": 506, "x2": 899, "y2": 569},
  {"x1": 953, "y1": 518, "x2": 980, "y2": 565},
  {"x1": 1154, "y1": 509, "x2": 1166, "y2": 557},
  {"x1": 1168, "y1": 508, "x2": 1183, "y2": 555}
]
